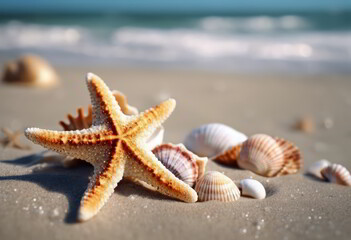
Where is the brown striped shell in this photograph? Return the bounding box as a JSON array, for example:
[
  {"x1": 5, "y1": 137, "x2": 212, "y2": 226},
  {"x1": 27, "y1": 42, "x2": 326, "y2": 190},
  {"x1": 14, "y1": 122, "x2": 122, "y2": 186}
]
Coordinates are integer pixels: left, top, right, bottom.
[
  {"x1": 321, "y1": 163, "x2": 351, "y2": 186},
  {"x1": 152, "y1": 143, "x2": 200, "y2": 187},
  {"x1": 195, "y1": 171, "x2": 240, "y2": 202},
  {"x1": 237, "y1": 134, "x2": 302, "y2": 177}
]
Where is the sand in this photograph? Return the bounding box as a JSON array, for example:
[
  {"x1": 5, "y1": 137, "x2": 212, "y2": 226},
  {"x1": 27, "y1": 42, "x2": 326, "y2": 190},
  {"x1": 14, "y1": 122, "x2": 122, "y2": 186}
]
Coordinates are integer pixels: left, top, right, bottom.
[{"x1": 1, "y1": 66, "x2": 351, "y2": 240}]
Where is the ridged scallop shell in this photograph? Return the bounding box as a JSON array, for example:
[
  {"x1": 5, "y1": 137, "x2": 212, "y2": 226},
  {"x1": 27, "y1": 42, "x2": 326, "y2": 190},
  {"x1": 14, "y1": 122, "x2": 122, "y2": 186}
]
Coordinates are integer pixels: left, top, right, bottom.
[
  {"x1": 239, "y1": 179, "x2": 266, "y2": 199},
  {"x1": 321, "y1": 164, "x2": 351, "y2": 186},
  {"x1": 152, "y1": 143, "x2": 198, "y2": 187},
  {"x1": 237, "y1": 134, "x2": 302, "y2": 177},
  {"x1": 2, "y1": 54, "x2": 58, "y2": 87},
  {"x1": 195, "y1": 171, "x2": 240, "y2": 202},
  {"x1": 184, "y1": 123, "x2": 247, "y2": 158},
  {"x1": 307, "y1": 159, "x2": 331, "y2": 180}
]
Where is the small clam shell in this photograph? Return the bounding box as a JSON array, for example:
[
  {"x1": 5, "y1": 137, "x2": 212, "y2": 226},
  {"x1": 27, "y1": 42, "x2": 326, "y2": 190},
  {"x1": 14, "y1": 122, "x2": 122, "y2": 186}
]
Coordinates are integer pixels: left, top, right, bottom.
[
  {"x1": 2, "y1": 54, "x2": 58, "y2": 87},
  {"x1": 307, "y1": 159, "x2": 331, "y2": 180},
  {"x1": 239, "y1": 179, "x2": 266, "y2": 199},
  {"x1": 184, "y1": 123, "x2": 247, "y2": 158},
  {"x1": 321, "y1": 164, "x2": 351, "y2": 186},
  {"x1": 195, "y1": 171, "x2": 240, "y2": 202},
  {"x1": 238, "y1": 134, "x2": 302, "y2": 177},
  {"x1": 152, "y1": 143, "x2": 198, "y2": 187}
]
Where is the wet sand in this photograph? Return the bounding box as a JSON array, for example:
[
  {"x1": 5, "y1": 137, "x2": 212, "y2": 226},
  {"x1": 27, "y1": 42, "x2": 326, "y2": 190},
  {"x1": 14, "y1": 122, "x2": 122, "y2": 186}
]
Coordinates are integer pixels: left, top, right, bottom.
[{"x1": 0, "y1": 66, "x2": 351, "y2": 240}]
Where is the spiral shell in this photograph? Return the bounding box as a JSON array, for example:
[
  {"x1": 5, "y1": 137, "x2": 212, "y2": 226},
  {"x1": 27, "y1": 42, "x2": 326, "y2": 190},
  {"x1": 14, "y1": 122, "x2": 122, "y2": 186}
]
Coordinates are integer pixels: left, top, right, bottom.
[
  {"x1": 184, "y1": 123, "x2": 247, "y2": 158},
  {"x1": 2, "y1": 54, "x2": 58, "y2": 87},
  {"x1": 307, "y1": 159, "x2": 331, "y2": 180},
  {"x1": 239, "y1": 179, "x2": 266, "y2": 199},
  {"x1": 152, "y1": 143, "x2": 198, "y2": 187},
  {"x1": 321, "y1": 164, "x2": 351, "y2": 186},
  {"x1": 195, "y1": 171, "x2": 240, "y2": 202},
  {"x1": 237, "y1": 134, "x2": 302, "y2": 177}
]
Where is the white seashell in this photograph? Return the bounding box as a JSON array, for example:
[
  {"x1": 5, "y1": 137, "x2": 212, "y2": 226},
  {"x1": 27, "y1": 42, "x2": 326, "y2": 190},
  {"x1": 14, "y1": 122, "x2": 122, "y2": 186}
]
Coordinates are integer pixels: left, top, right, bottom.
[
  {"x1": 152, "y1": 143, "x2": 198, "y2": 187},
  {"x1": 321, "y1": 163, "x2": 351, "y2": 186},
  {"x1": 238, "y1": 134, "x2": 302, "y2": 177},
  {"x1": 184, "y1": 123, "x2": 247, "y2": 158},
  {"x1": 307, "y1": 159, "x2": 331, "y2": 180},
  {"x1": 239, "y1": 179, "x2": 266, "y2": 199},
  {"x1": 195, "y1": 171, "x2": 240, "y2": 202},
  {"x1": 146, "y1": 126, "x2": 164, "y2": 150}
]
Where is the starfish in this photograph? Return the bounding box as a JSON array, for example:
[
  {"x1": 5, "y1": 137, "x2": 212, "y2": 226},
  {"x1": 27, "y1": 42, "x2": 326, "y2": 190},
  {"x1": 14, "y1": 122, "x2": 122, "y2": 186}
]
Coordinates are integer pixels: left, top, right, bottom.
[
  {"x1": 0, "y1": 127, "x2": 30, "y2": 150},
  {"x1": 25, "y1": 73, "x2": 197, "y2": 221}
]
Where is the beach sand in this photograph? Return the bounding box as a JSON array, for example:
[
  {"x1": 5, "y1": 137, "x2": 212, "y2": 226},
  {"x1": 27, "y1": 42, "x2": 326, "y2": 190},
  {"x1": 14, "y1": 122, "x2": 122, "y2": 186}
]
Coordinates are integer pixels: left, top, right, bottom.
[{"x1": 0, "y1": 66, "x2": 351, "y2": 240}]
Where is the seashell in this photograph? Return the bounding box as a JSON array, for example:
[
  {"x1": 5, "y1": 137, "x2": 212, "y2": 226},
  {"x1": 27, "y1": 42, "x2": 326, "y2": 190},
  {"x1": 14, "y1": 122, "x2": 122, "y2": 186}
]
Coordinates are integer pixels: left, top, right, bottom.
[
  {"x1": 321, "y1": 164, "x2": 351, "y2": 186},
  {"x1": 111, "y1": 90, "x2": 138, "y2": 115},
  {"x1": 306, "y1": 159, "x2": 331, "y2": 180},
  {"x1": 195, "y1": 171, "x2": 240, "y2": 202},
  {"x1": 2, "y1": 54, "x2": 58, "y2": 87},
  {"x1": 146, "y1": 126, "x2": 164, "y2": 150},
  {"x1": 184, "y1": 123, "x2": 247, "y2": 158},
  {"x1": 239, "y1": 179, "x2": 266, "y2": 199},
  {"x1": 237, "y1": 134, "x2": 302, "y2": 177},
  {"x1": 59, "y1": 106, "x2": 93, "y2": 131},
  {"x1": 294, "y1": 116, "x2": 315, "y2": 133},
  {"x1": 152, "y1": 143, "x2": 198, "y2": 187}
]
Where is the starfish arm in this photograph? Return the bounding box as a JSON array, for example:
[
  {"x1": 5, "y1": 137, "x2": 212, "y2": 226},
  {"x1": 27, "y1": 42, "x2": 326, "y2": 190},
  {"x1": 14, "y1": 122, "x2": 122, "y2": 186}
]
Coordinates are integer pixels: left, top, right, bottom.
[
  {"x1": 124, "y1": 99, "x2": 176, "y2": 142},
  {"x1": 24, "y1": 126, "x2": 114, "y2": 166},
  {"x1": 123, "y1": 141, "x2": 198, "y2": 203},
  {"x1": 78, "y1": 150, "x2": 126, "y2": 221},
  {"x1": 86, "y1": 73, "x2": 129, "y2": 131}
]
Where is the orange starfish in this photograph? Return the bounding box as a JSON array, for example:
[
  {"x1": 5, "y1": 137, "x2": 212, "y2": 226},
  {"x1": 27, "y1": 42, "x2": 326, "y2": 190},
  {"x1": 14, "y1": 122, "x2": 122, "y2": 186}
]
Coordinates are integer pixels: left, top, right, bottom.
[{"x1": 25, "y1": 73, "x2": 197, "y2": 221}]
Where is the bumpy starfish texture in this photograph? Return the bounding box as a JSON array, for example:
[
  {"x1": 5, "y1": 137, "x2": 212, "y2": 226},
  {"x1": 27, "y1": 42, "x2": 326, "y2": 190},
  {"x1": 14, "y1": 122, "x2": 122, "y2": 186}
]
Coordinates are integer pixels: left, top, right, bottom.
[{"x1": 25, "y1": 73, "x2": 197, "y2": 221}]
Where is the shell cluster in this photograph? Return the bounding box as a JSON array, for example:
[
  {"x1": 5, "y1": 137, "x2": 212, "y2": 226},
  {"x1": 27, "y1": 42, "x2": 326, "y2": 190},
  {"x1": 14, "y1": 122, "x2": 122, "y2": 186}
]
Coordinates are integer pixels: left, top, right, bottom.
[
  {"x1": 184, "y1": 124, "x2": 302, "y2": 178},
  {"x1": 1, "y1": 54, "x2": 58, "y2": 87},
  {"x1": 307, "y1": 160, "x2": 351, "y2": 186}
]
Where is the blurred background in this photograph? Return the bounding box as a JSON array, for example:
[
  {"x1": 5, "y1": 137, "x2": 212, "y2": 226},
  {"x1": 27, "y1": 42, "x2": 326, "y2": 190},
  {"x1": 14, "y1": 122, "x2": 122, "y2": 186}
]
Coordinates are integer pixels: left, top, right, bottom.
[{"x1": 1, "y1": 0, "x2": 351, "y2": 74}]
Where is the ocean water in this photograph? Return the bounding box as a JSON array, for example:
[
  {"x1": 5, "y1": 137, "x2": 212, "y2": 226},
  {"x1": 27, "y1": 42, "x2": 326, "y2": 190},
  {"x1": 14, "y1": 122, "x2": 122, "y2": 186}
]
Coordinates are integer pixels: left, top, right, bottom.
[{"x1": 1, "y1": 13, "x2": 351, "y2": 74}]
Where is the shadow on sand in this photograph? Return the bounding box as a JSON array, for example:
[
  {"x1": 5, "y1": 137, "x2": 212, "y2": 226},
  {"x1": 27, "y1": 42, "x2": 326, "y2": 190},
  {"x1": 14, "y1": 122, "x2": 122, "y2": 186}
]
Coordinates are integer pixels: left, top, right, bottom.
[{"x1": 0, "y1": 153, "x2": 171, "y2": 223}]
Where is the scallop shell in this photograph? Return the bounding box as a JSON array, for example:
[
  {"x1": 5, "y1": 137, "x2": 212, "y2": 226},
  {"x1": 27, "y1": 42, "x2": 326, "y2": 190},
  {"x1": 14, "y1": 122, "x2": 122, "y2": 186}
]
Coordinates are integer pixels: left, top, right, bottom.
[
  {"x1": 2, "y1": 54, "x2": 58, "y2": 87},
  {"x1": 152, "y1": 143, "x2": 198, "y2": 187},
  {"x1": 237, "y1": 134, "x2": 302, "y2": 177},
  {"x1": 184, "y1": 123, "x2": 247, "y2": 158},
  {"x1": 239, "y1": 179, "x2": 266, "y2": 199},
  {"x1": 195, "y1": 171, "x2": 240, "y2": 202},
  {"x1": 321, "y1": 164, "x2": 351, "y2": 186},
  {"x1": 307, "y1": 159, "x2": 331, "y2": 180}
]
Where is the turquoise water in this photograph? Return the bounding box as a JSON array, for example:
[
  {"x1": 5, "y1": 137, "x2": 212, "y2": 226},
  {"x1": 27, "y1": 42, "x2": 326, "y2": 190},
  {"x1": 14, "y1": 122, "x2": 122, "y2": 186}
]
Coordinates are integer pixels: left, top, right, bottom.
[{"x1": 0, "y1": 12, "x2": 351, "y2": 73}]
